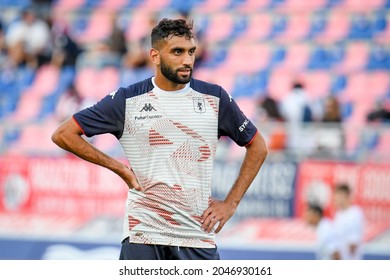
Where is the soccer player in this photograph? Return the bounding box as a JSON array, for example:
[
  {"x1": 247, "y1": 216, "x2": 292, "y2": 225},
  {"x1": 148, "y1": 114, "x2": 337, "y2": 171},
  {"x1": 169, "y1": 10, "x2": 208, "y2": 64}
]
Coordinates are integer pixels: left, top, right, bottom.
[
  {"x1": 333, "y1": 183, "x2": 365, "y2": 260},
  {"x1": 51, "y1": 18, "x2": 268, "y2": 260},
  {"x1": 305, "y1": 203, "x2": 342, "y2": 260}
]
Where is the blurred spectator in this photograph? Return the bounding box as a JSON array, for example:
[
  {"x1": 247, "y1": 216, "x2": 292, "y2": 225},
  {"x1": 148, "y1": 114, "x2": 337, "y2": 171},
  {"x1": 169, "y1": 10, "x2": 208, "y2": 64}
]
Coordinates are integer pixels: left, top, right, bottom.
[
  {"x1": 366, "y1": 99, "x2": 390, "y2": 122},
  {"x1": 123, "y1": 16, "x2": 157, "y2": 69},
  {"x1": 280, "y1": 81, "x2": 313, "y2": 151},
  {"x1": 305, "y1": 203, "x2": 342, "y2": 260},
  {"x1": 107, "y1": 13, "x2": 127, "y2": 57},
  {"x1": 51, "y1": 21, "x2": 83, "y2": 67},
  {"x1": 75, "y1": 40, "x2": 121, "y2": 70},
  {"x1": 322, "y1": 96, "x2": 342, "y2": 123},
  {"x1": 5, "y1": 7, "x2": 52, "y2": 68},
  {"x1": 281, "y1": 82, "x2": 313, "y2": 123},
  {"x1": 55, "y1": 84, "x2": 92, "y2": 122},
  {"x1": 333, "y1": 183, "x2": 365, "y2": 260},
  {"x1": 257, "y1": 96, "x2": 286, "y2": 151}
]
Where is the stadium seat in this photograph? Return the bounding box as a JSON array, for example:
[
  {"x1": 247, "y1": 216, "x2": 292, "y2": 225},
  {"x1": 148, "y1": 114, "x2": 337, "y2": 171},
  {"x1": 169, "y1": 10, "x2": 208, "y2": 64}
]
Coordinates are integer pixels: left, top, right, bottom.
[
  {"x1": 277, "y1": 0, "x2": 327, "y2": 11},
  {"x1": 28, "y1": 65, "x2": 60, "y2": 98},
  {"x1": 341, "y1": 0, "x2": 386, "y2": 12},
  {"x1": 317, "y1": 9, "x2": 350, "y2": 43},
  {"x1": 221, "y1": 43, "x2": 270, "y2": 74},
  {"x1": 335, "y1": 42, "x2": 369, "y2": 72},
  {"x1": 236, "y1": 0, "x2": 270, "y2": 12},
  {"x1": 99, "y1": 0, "x2": 127, "y2": 10},
  {"x1": 238, "y1": 13, "x2": 273, "y2": 42},
  {"x1": 6, "y1": 119, "x2": 60, "y2": 155},
  {"x1": 195, "y1": 0, "x2": 231, "y2": 13},
  {"x1": 76, "y1": 8, "x2": 113, "y2": 44},
  {"x1": 279, "y1": 43, "x2": 310, "y2": 71},
  {"x1": 267, "y1": 68, "x2": 294, "y2": 101},
  {"x1": 302, "y1": 71, "x2": 332, "y2": 99},
  {"x1": 54, "y1": 0, "x2": 85, "y2": 10},
  {"x1": 203, "y1": 12, "x2": 235, "y2": 44},
  {"x1": 125, "y1": 9, "x2": 154, "y2": 42},
  {"x1": 274, "y1": 13, "x2": 311, "y2": 43},
  {"x1": 9, "y1": 89, "x2": 43, "y2": 123},
  {"x1": 348, "y1": 13, "x2": 373, "y2": 40}
]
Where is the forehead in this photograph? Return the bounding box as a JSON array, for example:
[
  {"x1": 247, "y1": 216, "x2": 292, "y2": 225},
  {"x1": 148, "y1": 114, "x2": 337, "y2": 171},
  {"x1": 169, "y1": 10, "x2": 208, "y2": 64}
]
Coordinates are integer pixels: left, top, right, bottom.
[{"x1": 162, "y1": 35, "x2": 196, "y2": 50}]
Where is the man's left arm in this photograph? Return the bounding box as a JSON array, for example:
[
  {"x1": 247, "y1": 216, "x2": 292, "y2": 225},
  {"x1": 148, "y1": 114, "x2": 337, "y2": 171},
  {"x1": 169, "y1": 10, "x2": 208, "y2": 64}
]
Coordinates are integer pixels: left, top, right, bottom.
[{"x1": 201, "y1": 132, "x2": 268, "y2": 233}]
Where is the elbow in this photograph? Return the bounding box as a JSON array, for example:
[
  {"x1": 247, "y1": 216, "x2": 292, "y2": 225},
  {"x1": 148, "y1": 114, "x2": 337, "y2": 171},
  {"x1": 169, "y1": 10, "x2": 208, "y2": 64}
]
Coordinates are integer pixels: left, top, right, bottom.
[{"x1": 51, "y1": 126, "x2": 66, "y2": 147}]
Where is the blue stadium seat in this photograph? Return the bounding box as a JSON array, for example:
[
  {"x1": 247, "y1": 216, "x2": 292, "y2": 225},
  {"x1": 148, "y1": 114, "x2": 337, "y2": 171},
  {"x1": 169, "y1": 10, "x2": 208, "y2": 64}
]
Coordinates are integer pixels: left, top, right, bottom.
[
  {"x1": 269, "y1": 46, "x2": 286, "y2": 66},
  {"x1": 341, "y1": 101, "x2": 353, "y2": 119},
  {"x1": 268, "y1": 15, "x2": 287, "y2": 38},
  {"x1": 307, "y1": 13, "x2": 327, "y2": 39},
  {"x1": 231, "y1": 16, "x2": 248, "y2": 38},
  {"x1": 307, "y1": 46, "x2": 332, "y2": 70},
  {"x1": 366, "y1": 45, "x2": 390, "y2": 70},
  {"x1": 331, "y1": 75, "x2": 347, "y2": 94},
  {"x1": 83, "y1": 0, "x2": 102, "y2": 7},
  {"x1": 348, "y1": 14, "x2": 373, "y2": 40}
]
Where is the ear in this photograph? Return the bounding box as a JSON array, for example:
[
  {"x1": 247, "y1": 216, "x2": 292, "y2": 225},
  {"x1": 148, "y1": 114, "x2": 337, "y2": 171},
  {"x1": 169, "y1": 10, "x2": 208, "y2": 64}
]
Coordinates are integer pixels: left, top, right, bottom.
[{"x1": 150, "y1": 48, "x2": 160, "y2": 66}]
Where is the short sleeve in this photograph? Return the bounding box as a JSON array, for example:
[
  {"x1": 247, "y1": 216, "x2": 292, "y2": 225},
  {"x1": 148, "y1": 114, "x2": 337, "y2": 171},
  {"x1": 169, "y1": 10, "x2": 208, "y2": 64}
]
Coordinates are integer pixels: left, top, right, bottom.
[
  {"x1": 73, "y1": 88, "x2": 125, "y2": 139},
  {"x1": 218, "y1": 87, "x2": 257, "y2": 146}
]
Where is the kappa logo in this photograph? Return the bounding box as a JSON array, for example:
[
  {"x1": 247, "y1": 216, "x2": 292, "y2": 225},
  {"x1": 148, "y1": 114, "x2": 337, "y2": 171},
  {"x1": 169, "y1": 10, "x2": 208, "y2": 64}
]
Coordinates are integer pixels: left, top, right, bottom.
[
  {"x1": 140, "y1": 103, "x2": 157, "y2": 112},
  {"x1": 193, "y1": 97, "x2": 206, "y2": 113}
]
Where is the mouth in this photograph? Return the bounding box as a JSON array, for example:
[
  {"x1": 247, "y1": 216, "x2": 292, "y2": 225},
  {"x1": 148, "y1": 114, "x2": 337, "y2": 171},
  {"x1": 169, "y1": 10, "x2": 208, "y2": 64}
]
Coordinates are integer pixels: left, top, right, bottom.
[{"x1": 178, "y1": 68, "x2": 192, "y2": 75}]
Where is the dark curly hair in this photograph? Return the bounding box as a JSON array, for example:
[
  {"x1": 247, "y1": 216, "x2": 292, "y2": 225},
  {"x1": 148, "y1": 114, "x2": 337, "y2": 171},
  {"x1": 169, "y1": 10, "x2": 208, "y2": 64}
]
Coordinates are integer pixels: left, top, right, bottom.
[{"x1": 151, "y1": 18, "x2": 194, "y2": 48}]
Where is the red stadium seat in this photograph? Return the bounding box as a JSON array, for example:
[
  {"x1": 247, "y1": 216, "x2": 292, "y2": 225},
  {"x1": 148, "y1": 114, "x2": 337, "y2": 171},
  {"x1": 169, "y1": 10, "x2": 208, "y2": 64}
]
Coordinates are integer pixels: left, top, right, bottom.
[
  {"x1": 96, "y1": 67, "x2": 120, "y2": 99},
  {"x1": 268, "y1": 68, "x2": 294, "y2": 101},
  {"x1": 195, "y1": 0, "x2": 231, "y2": 13},
  {"x1": 7, "y1": 119, "x2": 60, "y2": 155},
  {"x1": 99, "y1": 0, "x2": 127, "y2": 11},
  {"x1": 341, "y1": 0, "x2": 385, "y2": 12},
  {"x1": 335, "y1": 42, "x2": 369, "y2": 72},
  {"x1": 9, "y1": 89, "x2": 42, "y2": 123},
  {"x1": 279, "y1": 43, "x2": 310, "y2": 71},
  {"x1": 75, "y1": 67, "x2": 119, "y2": 100},
  {"x1": 238, "y1": 13, "x2": 273, "y2": 42},
  {"x1": 28, "y1": 65, "x2": 60, "y2": 98},
  {"x1": 274, "y1": 13, "x2": 311, "y2": 43},
  {"x1": 203, "y1": 13, "x2": 235, "y2": 44},
  {"x1": 368, "y1": 71, "x2": 390, "y2": 98},
  {"x1": 277, "y1": 0, "x2": 327, "y2": 12},
  {"x1": 302, "y1": 71, "x2": 332, "y2": 99},
  {"x1": 139, "y1": 0, "x2": 170, "y2": 10},
  {"x1": 76, "y1": 9, "x2": 113, "y2": 44},
  {"x1": 54, "y1": 0, "x2": 85, "y2": 10},
  {"x1": 237, "y1": 0, "x2": 271, "y2": 12},
  {"x1": 221, "y1": 43, "x2": 270, "y2": 74},
  {"x1": 125, "y1": 9, "x2": 154, "y2": 42},
  {"x1": 75, "y1": 67, "x2": 101, "y2": 99},
  {"x1": 317, "y1": 9, "x2": 350, "y2": 43}
]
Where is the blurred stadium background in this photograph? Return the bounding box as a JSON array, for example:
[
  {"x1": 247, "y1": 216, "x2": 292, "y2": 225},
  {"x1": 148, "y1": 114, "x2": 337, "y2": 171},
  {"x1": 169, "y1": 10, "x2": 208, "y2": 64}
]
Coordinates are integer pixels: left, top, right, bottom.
[{"x1": 0, "y1": 0, "x2": 389, "y2": 260}]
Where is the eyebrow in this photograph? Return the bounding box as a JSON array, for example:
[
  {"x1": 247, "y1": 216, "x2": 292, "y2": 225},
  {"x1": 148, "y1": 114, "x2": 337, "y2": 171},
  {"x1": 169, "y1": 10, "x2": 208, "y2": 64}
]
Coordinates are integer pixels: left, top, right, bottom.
[{"x1": 171, "y1": 46, "x2": 197, "y2": 52}]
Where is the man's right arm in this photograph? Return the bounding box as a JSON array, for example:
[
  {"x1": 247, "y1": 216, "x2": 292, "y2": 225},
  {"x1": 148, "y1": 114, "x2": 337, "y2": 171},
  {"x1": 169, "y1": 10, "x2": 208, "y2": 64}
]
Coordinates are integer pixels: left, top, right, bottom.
[{"x1": 51, "y1": 117, "x2": 144, "y2": 192}]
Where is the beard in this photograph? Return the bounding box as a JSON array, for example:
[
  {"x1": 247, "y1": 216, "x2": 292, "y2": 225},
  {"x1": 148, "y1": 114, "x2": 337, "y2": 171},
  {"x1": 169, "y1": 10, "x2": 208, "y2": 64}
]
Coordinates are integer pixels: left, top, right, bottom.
[{"x1": 160, "y1": 59, "x2": 192, "y2": 84}]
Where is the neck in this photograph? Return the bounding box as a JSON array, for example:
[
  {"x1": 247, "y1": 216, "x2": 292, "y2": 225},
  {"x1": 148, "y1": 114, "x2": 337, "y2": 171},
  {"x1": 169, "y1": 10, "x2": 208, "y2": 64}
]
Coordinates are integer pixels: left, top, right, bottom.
[{"x1": 154, "y1": 72, "x2": 187, "y2": 91}]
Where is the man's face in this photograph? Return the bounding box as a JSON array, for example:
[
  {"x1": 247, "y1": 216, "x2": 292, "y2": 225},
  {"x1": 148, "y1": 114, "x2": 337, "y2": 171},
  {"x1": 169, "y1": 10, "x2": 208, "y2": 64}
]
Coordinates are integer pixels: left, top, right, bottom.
[
  {"x1": 334, "y1": 191, "x2": 348, "y2": 209},
  {"x1": 156, "y1": 35, "x2": 196, "y2": 84}
]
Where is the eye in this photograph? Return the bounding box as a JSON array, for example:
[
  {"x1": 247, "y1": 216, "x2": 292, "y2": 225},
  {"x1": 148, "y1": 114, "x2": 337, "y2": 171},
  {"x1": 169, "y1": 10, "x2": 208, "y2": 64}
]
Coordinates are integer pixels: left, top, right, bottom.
[
  {"x1": 189, "y1": 49, "x2": 195, "y2": 55},
  {"x1": 174, "y1": 49, "x2": 182, "y2": 55}
]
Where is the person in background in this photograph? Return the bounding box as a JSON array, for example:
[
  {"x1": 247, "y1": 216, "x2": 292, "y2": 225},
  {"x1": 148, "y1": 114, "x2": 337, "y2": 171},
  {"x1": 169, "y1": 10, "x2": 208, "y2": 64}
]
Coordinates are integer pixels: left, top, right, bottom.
[
  {"x1": 5, "y1": 7, "x2": 52, "y2": 68},
  {"x1": 366, "y1": 99, "x2": 390, "y2": 123},
  {"x1": 305, "y1": 203, "x2": 342, "y2": 260},
  {"x1": 333, "y1": 183, "x2": 365, "y2": 260},
  {"x1": 257, "y1": 96, "x2": 286, "y2": 151},
  {"x1": 322, "y1": 96, "x2": 342, "y2": 123},
  {"x1": 280, "y1": 81, "x2": 313, "y2": 152}
]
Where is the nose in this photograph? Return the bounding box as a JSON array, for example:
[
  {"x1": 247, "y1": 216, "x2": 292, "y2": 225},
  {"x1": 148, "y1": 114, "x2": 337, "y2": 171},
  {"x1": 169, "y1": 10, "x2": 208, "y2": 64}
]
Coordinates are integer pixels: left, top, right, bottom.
[{"x1": 183, "y1": 53, "x2": 193, "y2": 67}]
